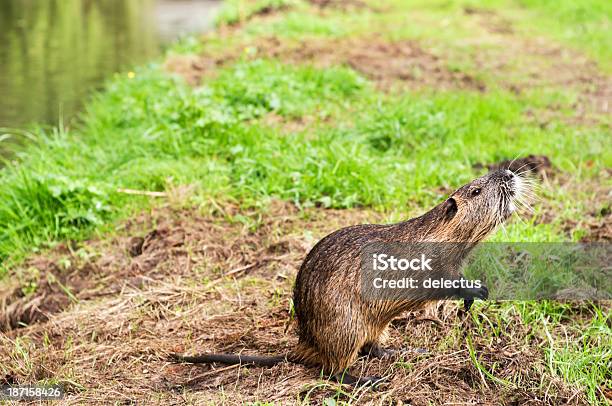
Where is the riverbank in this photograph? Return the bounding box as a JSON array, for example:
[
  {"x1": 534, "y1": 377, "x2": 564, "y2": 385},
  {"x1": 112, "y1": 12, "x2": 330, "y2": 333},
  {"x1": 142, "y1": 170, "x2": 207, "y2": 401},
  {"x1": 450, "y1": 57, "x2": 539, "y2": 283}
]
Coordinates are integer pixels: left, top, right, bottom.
[{"x1": 1, "y1": 0, "x2": 610, "y2": 404}]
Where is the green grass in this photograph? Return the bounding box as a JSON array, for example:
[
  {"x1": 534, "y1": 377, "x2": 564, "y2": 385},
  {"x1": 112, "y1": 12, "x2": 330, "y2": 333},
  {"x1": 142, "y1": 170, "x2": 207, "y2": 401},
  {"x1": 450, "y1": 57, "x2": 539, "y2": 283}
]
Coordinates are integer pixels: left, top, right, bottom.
[
  {"x1": 516, "y1": 302, "x2": 612, "y2": 404},
  {"x1": 457, "y1": 301, "x2": 611, "y2": 404},
  {"x1": 2, "y1": 58, "x2": 609, "y2": 271},
  {"x1": 0, "y1": 0, "x2": 610, "y2": 402},
  {"x1": 512, "y1": 0, "x2": 612, "y2": 70},
  {"x1": 386, "y1": 0, "x2": 612, "y2": 71}
]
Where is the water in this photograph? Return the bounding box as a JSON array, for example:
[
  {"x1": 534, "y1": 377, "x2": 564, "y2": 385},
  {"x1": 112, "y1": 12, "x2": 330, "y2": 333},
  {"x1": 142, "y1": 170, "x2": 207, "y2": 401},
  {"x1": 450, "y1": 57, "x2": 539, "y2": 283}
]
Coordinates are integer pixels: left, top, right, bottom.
[{"x1": 0, "y1": 0, "x2": 221, "y2": 137}]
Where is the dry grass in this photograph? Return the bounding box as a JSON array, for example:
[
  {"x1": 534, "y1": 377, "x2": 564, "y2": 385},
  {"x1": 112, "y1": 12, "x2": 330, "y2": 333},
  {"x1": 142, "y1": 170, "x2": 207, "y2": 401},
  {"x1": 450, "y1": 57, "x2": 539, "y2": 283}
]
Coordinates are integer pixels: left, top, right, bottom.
[{"x1": 0, "y1": 201, "x2": 594, "y2": 404}]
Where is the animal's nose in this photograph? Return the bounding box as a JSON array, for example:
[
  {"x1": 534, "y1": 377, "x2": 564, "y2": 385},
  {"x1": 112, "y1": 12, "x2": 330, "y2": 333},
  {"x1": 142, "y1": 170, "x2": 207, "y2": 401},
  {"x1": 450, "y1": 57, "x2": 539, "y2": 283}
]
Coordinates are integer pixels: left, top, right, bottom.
[{"x1": 502, "y1": 170, "x2": 514, "y2": 182}]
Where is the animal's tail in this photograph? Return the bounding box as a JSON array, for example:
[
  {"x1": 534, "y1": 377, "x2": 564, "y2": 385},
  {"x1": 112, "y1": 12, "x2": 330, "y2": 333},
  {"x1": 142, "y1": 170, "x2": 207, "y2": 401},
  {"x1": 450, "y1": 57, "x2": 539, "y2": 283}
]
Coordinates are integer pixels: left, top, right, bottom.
[{"x1": 169, "y1": 352, "x2": 288, "y2": 367}]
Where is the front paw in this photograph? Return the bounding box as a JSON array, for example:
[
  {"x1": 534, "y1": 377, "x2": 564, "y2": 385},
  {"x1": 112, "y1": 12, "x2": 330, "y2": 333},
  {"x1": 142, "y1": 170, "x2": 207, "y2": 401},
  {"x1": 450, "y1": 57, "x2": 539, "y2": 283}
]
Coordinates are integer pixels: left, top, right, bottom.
[
  {"x1": 460, "y1": 285, "x2": 488, "y2": 311},
  {"x1": 461, "y1": 285, "x2": 488, "y2": 300}
]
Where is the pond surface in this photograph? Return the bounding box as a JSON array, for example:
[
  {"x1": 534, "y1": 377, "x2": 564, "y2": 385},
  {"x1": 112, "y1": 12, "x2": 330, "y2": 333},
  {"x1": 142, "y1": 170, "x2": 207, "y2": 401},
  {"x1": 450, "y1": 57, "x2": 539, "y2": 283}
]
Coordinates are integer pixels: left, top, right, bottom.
[{"x1": 0, "y1": 0, "x2": 221, "y2": 138}]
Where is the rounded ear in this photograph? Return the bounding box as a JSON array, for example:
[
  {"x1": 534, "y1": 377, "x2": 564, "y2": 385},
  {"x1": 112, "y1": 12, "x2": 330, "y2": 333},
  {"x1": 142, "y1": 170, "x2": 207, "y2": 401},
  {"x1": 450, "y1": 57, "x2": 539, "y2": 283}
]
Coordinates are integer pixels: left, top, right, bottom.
[{"x1": 443, "y1": 197, "x2": 458, "y2": 220}]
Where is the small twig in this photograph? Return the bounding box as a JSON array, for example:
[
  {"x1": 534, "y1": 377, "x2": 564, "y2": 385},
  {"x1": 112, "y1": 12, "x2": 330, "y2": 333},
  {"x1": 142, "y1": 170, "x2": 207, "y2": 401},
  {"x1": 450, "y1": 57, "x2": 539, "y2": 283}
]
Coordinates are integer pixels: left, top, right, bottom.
[
  {"x1": 225, "y1": 263, "x2": 259, "y2": 277},
  {"x1": 116, "y1": 188, "x2": 167, "y2": 197}
]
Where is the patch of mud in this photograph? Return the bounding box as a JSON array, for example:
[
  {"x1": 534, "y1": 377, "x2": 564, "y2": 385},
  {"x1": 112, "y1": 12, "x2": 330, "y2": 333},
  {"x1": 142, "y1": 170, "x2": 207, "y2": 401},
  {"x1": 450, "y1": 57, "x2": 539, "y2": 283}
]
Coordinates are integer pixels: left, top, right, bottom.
[
  {"x1": 0, "y1": 279, "x2": 69, "y2": 331},
  {"x1": 251, "y1": 3, "x2": 291, "y2": 17},
  {"x1": 0, "y1": 253, "x2": 99, "y2": 331},
  {"x1": 220, "y1": 1, "x2": 293, "y2": 28},
  {"x1": 345, "y1": 40, "x2": 486, "y2": 91},
  {"x1": 165, "y1": 36, "x2": 486, "y2": 92},
  {"x1": 0, "y1": 203, "x2": 596, "y2": 403},
  {"x1": 259, "y1": 112, "x2": 316, "y2": 133}
]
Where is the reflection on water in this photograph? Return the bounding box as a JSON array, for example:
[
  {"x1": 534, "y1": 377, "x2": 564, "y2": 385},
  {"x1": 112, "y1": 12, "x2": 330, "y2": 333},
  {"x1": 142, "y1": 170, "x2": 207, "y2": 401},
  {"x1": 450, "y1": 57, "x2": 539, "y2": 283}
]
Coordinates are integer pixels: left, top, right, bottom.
[{"x1": 0, "y1": 0, "x2": 220, "y2": 132}]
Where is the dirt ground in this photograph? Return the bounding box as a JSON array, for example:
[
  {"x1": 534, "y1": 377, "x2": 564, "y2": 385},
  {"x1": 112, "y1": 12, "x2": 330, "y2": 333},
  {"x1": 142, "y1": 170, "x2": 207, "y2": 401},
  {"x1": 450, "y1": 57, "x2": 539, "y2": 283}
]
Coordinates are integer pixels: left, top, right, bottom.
[{"x1": 0, "y1": 198, "x2": 604, "y2": 404}]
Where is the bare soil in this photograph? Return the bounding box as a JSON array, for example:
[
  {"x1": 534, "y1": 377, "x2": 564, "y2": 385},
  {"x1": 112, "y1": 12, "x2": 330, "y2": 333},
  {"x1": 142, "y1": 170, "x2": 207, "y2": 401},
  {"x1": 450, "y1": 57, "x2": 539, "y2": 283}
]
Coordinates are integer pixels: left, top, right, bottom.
[
  {"x1": 0, "y1": 202, "x2": 594, "y2": 404},
  {"x1": 270, "y1": 37, "x2": 486, "y2": 91},
  {"x1": 165, "y1": 35, "x2": 487, "y2": 92}
]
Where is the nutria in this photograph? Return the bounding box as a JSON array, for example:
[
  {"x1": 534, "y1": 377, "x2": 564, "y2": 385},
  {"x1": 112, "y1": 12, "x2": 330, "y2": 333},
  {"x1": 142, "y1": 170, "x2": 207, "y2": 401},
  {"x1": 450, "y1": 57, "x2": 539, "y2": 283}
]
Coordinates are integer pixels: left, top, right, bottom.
[{"x1": 171, "y1": 169, "x2": 533, "y2": 386}]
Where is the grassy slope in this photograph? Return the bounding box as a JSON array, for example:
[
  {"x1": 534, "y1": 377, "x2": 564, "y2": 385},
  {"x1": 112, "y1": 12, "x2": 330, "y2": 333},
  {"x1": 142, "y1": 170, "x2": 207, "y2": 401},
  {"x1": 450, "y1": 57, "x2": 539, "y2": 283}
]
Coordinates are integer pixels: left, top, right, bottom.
[{"x1": 0, "y1": 0, "x2": 610, "y2": 403}]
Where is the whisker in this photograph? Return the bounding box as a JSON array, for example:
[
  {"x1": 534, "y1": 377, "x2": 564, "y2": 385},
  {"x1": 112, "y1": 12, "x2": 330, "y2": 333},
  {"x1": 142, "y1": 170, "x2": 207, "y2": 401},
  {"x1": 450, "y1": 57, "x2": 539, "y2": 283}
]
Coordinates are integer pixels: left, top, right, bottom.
[
  {"x1": 512, "y1": 161, "x2": 532, "y2": 175},
  {"x1": 507, "y1": 152, "x2": 525, "y2": 172}
]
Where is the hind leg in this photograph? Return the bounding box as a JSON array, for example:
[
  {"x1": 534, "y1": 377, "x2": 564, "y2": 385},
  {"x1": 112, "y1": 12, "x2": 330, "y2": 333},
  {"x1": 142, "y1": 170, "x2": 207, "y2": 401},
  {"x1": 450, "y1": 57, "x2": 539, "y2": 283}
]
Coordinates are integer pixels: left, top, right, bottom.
[
  {"x1": 310, "y1": 306, "x2": 371, "y2": 377},
  {"x1": 359, "y1": 325, "x2": 396, "y2": 358},
  {"x1": 295, "y1": 341, "x2": 383, "y2": 387},
  {"x1": 359, "y1": 342, "x2": 397, "y2": 359},
  {"x1": 332, "y1": 370, "x2": 384, "y2": 387}
]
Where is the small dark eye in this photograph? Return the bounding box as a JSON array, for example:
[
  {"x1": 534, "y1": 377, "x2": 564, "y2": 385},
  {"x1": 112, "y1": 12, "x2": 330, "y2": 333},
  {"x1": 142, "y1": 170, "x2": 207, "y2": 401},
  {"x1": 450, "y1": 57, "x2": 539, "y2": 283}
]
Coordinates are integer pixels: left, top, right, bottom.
[{"x1": 471, "y1": 188, "x2": 481, "y2": 197}]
